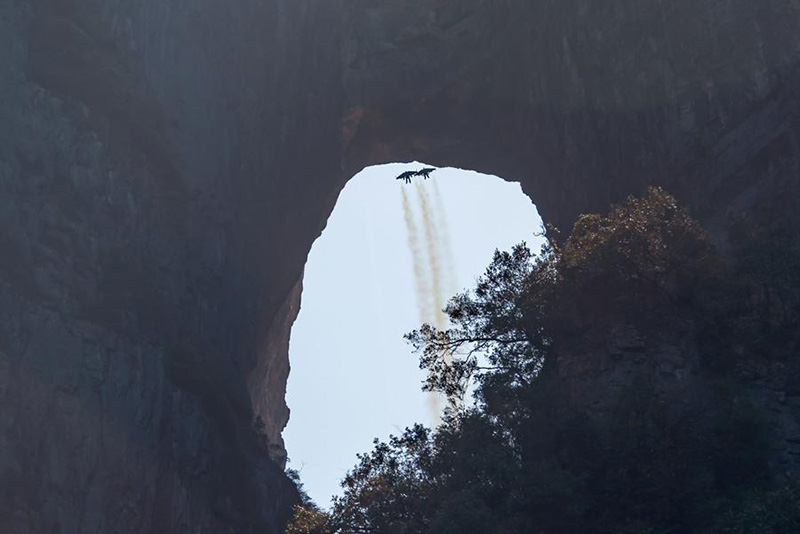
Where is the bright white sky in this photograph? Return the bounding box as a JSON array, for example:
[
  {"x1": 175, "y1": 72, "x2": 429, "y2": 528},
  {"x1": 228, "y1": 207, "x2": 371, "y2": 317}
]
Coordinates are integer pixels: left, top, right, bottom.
[{"x1": 283, "y1": 163, "x2": 546, "y2": 509}]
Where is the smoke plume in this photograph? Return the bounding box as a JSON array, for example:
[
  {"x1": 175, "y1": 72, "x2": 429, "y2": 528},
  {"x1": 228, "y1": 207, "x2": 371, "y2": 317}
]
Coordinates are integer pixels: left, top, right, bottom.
[
  {"x1": 400, "y1": 175, "x2": 457, "y2": 423},
  {"x1": 430, "y1": 178, "x2": 457, "y2": 298},
  {"x1": 415, "y1": 182, "x2": 447, "y2": 331},
  {"x1": 400, "y1": 187, "x2": 430, "y2": 320}
]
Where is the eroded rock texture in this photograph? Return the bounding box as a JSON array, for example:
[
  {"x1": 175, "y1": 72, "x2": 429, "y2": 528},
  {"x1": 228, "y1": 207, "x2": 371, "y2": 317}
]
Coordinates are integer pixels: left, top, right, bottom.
[
  {"x1": 0, "y1": 0, "x2": 340, "y2": 531},
  {"x1": 1, "y1": 0, "x2": 799, "y2": 532},
  {"x1": 341, "y1": 0, "x2": 800, "y2": 237}
]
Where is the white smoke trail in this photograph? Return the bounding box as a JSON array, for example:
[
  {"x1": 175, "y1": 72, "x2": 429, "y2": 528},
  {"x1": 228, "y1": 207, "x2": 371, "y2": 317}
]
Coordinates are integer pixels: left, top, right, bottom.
[
  {"x1": 400, "y1": 171, "x2": 463, "y2": 422},
  {"x1": 430, "y1": 177, "x2": 457, "y2": 297},
  {"x1": 400, "y1": 187, "x2": 430, "y2": 320}
]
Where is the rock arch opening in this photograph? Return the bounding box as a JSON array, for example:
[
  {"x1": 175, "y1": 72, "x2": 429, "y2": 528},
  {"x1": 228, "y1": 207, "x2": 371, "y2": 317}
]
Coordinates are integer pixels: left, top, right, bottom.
[{"x1": 282, "y1": 162, "x2": 546, "y2": 507}]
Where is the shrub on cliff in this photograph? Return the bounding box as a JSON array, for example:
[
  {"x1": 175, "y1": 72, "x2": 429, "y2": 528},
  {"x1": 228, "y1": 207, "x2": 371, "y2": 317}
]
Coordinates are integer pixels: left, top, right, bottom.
[{"x1": 286, "y1": 504, "x2": 331, "y2": 534}]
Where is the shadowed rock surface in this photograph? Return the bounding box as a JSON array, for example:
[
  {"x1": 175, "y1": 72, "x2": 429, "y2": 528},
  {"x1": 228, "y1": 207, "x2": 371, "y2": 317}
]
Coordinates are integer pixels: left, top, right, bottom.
[{"x1": 1, "y1": 0, "x2": 799, "y2": 531}]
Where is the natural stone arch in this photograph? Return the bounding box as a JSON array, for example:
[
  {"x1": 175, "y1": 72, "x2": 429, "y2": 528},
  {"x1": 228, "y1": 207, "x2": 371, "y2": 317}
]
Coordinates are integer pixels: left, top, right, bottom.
[
  {"x1": 256, "y1": 0, "x2": 800, "y2": 494},
  {"x1": 337, "y1": 0, "x2": 800, "y2": 237},
  {"x1": 2, "y1": 0, "x2": 800, "y2": 532}
]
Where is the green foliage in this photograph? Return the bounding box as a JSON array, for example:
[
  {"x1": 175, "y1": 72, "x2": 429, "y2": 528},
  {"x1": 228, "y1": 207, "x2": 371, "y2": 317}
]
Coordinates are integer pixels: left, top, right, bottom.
[
  {"x1": 408, "y1": 187, "x2": 718, "y2": 411},
  {"x1": 406, "y1": 243, "x2": 541, "y2": 410},
  {"x1": 561, "y1": 187, "x2": 714, "y2": 298},
  {"x1": 295, "y1": 188, "x2": 800, "y2": 534},
  {"x1": 326, "y1": 413, "x2": 525, "y2": 534},
  {"x1": 286, "y1": 504, "x2": 332, "y2": 534},
  {"x1": 331, "y1": 424, "x2": 436, "y2": 534},
  {"x1": 285, "y1": 468, "x2": 333, "y2": 534}
]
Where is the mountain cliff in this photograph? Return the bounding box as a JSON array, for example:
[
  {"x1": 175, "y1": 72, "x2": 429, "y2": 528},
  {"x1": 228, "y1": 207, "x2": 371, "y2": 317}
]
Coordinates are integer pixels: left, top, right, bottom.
[{"x1": 1, "y1": 0, "x2": 799, "y2": 531}]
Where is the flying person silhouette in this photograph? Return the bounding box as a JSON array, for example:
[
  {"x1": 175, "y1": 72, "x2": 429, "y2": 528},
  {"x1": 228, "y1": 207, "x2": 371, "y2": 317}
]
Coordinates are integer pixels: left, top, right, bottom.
[
  {"x1": 414, "y1": 167, "x2": 436, "y2": 180},
  {"x1": 396, "y1": 170, "x2": 417, "y2": 184}
]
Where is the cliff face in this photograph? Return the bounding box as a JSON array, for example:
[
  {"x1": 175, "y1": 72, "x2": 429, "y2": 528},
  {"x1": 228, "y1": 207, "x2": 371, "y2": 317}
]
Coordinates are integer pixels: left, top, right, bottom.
[
  {"x1": 1, "y1": 0, "x2": 799, "y2": 532},
  {"x1": 341, "y1": 0, "x2": 800, "y2": 236},
  {"x1": 1, "y1": 0, "x2": 340, "y2": 531},
  {"x1": 553, "y1": 315, "x2": 800, "y2": 480}
]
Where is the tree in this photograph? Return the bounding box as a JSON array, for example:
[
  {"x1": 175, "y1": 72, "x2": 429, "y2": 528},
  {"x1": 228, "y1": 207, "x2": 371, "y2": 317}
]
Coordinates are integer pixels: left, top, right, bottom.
[
  {"x1": 299, "y1": 188, "x2": 800, "y2": 534},
  {"x1": 408, "y1": 187, "x2": 716, "y2": 412},
  {"x1": 285, "y1": 468, "x2": 333, "y2": 534},
  {"x1": 405, "y1": 243, "x2": 543, "y2": 412},
  {"x1": 330, "y1": 424, "x2": 436, "y2": 534},
  {"x1": 286, "y1": 504, "x2": 332, "y2": 534}
]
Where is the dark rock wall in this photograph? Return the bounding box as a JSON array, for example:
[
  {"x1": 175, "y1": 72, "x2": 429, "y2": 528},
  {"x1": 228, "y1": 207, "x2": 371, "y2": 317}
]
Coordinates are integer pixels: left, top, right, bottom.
[
  {"x1": 342, "y1": 0, "x2": 800, "y2": 237},
  {"x1": 1, "y1": 0, "x2": 341, "y2": 531},
  {"x1": 1, "y1": 0, "x2": 799, "y2": 531},
  {"x1": 554, "y1": 316, "x2": 800, "y2": 480}
]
